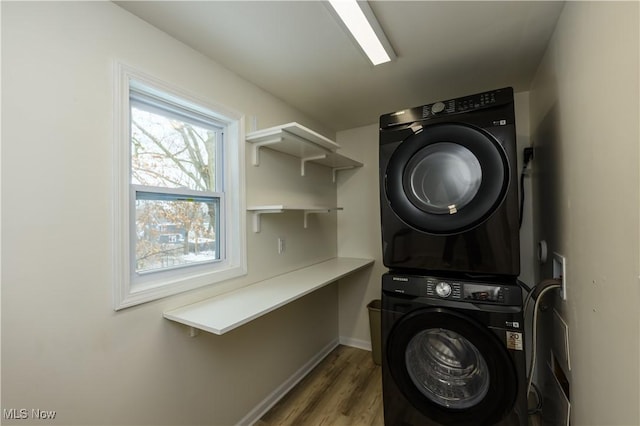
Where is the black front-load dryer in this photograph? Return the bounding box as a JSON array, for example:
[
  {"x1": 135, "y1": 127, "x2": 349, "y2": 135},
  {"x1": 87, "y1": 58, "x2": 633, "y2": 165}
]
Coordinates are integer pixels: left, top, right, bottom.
[
  {"x1": 379, "y1": 87, "x2": 519, "y2": 278},
  {"x1": 381, "y1": 273, "x2": 527, "y2": 426}
]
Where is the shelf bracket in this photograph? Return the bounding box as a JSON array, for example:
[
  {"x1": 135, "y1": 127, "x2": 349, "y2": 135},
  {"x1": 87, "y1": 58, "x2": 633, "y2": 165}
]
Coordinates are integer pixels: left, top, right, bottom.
[
  {"x1": 251, "y1": 209, "x2": 283, "y2": 233},
  {"x1": 303, "y1": 209, "x2": 331, "y2": 228},
  {"x1": 300, "y1": 154, "x2": 327, "y2": 176},
  {"x1": 189, "y1": 327, "x2": 200, "y2": 338},
  {"x1": 251, "y1": 137, "x2": 282, "y2": 166},
  {"x1": 332, "y1": 166, "x2": 356, "y2": 183}
]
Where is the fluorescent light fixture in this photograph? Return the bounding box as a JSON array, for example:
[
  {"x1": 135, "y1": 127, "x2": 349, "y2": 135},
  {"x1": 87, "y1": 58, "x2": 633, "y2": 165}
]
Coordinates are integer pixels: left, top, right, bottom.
[{"x1": 328, "y1": 0, "x2": 395, "y2": 65}]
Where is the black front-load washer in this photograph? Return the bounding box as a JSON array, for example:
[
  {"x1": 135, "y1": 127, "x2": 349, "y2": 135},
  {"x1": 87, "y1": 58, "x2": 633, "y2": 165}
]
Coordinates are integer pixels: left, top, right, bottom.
[
  {"x1": 379, "y1": 87, "x2": 519, "y2": 278},
  {"x1": 381, "y1": 273, "x2": 527, "y2": 426}
]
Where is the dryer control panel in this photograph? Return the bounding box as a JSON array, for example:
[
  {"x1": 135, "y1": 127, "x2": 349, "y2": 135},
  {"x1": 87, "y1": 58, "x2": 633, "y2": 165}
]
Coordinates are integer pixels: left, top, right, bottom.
[
  {"x1": 380, "y1": 87, "x2": 513, "y2": 129},
  {"x1": 383, "y1": 273, "x2": 522, "y2": 306}
]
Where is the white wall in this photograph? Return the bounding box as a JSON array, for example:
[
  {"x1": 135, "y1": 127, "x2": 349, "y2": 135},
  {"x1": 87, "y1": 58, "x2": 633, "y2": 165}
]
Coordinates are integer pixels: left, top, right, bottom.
[
  {"x1": 336, "y1": 91, "x2": 534, "y2": 346},
  {"x1": 2, "y1": 2, "x2": 341, "y2": 424},
  {"x1": 336, "y1": 124, "x2": 387, "y2": 349},
  {"x1": 515, "y1": 92, "x2": 536, "y2": 289},
  {"x1": 529, "y1": 2, "x2": 640, "y2": 424}
]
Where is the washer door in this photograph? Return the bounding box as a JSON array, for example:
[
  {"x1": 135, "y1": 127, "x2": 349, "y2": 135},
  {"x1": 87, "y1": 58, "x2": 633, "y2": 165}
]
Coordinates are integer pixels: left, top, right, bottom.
[
  {"x1": 386, "y1": 308, "x2": 517, "y2": 425},
  {"x1": 385, "y1": 123, "x2": 509, "y2": 234}
]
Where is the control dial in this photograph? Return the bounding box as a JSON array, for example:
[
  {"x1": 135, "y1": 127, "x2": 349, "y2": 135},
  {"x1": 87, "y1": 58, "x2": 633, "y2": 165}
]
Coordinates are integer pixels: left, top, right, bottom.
[
  {"x1": 435, "y1": 281, "x2": 452, "y2": 298},
  {"x1": 431, "y1": 102, "x2": 445, "y2": 114}
]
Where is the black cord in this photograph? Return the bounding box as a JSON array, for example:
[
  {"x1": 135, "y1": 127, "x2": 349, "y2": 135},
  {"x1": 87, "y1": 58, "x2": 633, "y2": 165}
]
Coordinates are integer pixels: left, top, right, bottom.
[
  {"x1": 528, "y1": 382, "x2": 543, "y2": 415},
  {"x1": 516, "y1": 279, "x2": 533, "y2": 293},
  {"x1": 519, "y1": 171, "x2": 526, "y2": 228},
  {"x1": 519, "y1": 147, "x2": 534, "y2": 229}
]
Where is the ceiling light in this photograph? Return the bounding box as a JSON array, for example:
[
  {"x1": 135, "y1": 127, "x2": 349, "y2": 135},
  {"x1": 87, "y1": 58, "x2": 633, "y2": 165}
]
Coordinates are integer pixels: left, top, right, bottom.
[{"x1": 327, "y1": 0, "x2": 395, "y2": 66}]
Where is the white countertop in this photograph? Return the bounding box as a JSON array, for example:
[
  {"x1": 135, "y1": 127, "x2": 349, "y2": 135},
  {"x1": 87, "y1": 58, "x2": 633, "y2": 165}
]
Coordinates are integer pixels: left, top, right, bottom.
[{"x1": 164, "y1": 257, "x2": 374, "y2": 335}]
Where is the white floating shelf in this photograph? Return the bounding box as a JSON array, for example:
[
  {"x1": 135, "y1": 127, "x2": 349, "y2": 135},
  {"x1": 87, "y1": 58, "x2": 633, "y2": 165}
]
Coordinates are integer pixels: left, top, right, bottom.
[
  {"x1": 247, "y1": 205, "x2": 343, "y2": 233},
  {"x1": 309, "y1": 153, "x2": 363, "y2": 182},
  {"x1": 164, "y1": 257, "x2": 374, "y2": 335},
  {"x1": 247, "y1": 122, "x2": 340, "y2": 152},
  {"x1": 246, "y1": 122, "x2": 362, "y2": 180}
]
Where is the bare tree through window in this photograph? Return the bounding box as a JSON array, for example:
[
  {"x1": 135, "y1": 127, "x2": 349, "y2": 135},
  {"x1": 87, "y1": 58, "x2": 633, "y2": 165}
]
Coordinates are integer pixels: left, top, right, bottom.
[{"x1": 131, "y1": 105, "x2": 221, "y2": 273}]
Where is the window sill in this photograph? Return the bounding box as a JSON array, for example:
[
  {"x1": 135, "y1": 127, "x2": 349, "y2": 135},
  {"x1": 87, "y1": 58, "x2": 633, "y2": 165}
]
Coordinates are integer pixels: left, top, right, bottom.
[{"x1": 163, "y1": 257, "x2": 374, "y2": 335}]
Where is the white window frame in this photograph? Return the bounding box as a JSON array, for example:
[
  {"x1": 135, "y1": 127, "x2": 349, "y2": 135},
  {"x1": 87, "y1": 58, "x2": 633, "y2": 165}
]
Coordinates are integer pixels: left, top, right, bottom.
[{"x1": 113, "y1": 63, "x2": 246, "y2": 310}]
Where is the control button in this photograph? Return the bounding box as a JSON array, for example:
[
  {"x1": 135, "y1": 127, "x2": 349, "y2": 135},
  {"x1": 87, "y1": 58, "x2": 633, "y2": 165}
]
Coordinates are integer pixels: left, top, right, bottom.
[
  {"x1": 431, "y1": 102, "x2": 445, "y2": 114},
  {"x1": 435, "y1": 281, "x2": 452, "y2": 298}
]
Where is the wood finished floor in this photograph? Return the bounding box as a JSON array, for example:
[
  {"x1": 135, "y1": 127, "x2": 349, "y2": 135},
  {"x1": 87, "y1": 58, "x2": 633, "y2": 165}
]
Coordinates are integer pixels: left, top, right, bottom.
[
  {"x1": 256, "y1": 345, "x2": 383, "y2": 426},
  {"x1": 256, "y1": 344, "x2": 541, "y2": 426}
]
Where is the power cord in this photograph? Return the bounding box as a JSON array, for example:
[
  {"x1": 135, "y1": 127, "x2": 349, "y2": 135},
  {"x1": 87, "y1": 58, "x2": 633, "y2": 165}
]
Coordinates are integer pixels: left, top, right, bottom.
[
  {"x1": 525, "y1": 278, "x2": 562, "y2": 414},
  {"x1": 529, "y1": 382, "x2": 543, "y2": 415},
  {"x1": 519, "y1": 147, "x2": 534, "y2": 228}
]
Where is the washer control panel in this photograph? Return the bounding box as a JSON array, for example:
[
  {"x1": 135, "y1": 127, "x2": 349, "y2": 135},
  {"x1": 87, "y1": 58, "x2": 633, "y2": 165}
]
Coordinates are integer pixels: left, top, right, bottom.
[
  {"x1": 426, "y1": 277, "x2": 506, "y2": 303},
  {"x1": 428, "y1": 279, "x2": 462, "y2": 299},
  {"x1": 384, "y1": 273, "x2": 520, "y2": 305}
]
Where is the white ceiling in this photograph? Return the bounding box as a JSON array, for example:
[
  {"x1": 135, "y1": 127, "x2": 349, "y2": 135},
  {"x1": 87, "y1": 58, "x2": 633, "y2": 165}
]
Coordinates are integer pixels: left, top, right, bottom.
[{"x1": 115, "y1": 1, "x2": 564, "y2": 132}]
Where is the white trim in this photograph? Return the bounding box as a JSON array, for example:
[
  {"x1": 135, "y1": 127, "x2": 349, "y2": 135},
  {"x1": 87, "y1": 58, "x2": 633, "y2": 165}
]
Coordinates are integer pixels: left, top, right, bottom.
[
  {"x1": 236, "y1": 339, "x2": 339, "y2": 426},
  {"x1": 113, "y1": 62, "x2": 246, "y2": 310},
  {"x1": 339, "y1": 336, "x2": 372, "y2": 352}
]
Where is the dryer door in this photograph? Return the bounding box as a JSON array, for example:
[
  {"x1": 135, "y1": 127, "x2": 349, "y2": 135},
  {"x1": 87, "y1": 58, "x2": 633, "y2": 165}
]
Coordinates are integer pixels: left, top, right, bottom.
[
  {"x1": 386, "y1": 307, "x2": 517, "y2": 425},
  {"x1": 385, "y1": 122, "x2": 509, "y2": 234}
]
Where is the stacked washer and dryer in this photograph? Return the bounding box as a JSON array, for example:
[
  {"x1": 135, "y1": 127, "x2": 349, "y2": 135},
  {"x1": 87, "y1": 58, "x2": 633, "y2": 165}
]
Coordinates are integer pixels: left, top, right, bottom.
[{"x1": 379, "y1": 88, "x2": 528, "y2": 426}]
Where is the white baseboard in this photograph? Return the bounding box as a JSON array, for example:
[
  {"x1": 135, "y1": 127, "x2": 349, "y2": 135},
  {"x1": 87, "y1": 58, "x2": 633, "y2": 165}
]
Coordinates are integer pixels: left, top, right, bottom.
[
  {"x1": 339, "y1": 336, "x2": 372, "y2": 352},
  {"x1": 237, "y1": 338, "x2": 339, "y2": 426}
]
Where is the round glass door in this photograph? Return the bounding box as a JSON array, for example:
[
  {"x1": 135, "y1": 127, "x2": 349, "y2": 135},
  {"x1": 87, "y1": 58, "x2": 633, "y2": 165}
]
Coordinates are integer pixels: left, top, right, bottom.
[
  {"x1": 404, "y1": 143, "x2": 482, "y2": 215},
  {"x1": 386, "y1": 308, "x2": 517, "y2": 425},
  {"x1": 405, "y1": 329, "x2": 489, "y2": 409},
  {"x1": 385, "y1": 123, "x2": 509, "y2": 234}
]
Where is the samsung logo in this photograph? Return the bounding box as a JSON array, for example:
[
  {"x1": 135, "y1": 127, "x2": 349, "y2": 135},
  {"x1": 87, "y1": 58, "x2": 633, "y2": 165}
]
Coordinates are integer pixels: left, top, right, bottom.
[{"x1": 392, "y1": 277, "x2": 409, "y2": 282}]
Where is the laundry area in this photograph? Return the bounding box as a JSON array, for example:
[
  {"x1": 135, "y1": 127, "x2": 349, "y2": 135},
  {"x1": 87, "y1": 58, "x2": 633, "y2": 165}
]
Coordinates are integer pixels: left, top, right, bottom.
[{"x1": 2, "y1": 2, "x2": 639, "y2": 426}]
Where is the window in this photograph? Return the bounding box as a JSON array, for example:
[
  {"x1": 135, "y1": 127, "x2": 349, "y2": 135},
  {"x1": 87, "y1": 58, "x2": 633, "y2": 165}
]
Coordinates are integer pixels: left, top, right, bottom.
[{"x1": 114, "y1": 64, "x2": 246, "y2": 310}]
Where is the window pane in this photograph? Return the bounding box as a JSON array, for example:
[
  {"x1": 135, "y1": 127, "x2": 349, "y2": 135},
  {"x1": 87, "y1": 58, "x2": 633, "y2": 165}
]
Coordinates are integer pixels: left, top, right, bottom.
[
  {"x1": 130, "y1": 105, "x2": 219, "y2": 192},
  {"x1": 135, "y1": 193, "x2": 220, "y2": 274}
]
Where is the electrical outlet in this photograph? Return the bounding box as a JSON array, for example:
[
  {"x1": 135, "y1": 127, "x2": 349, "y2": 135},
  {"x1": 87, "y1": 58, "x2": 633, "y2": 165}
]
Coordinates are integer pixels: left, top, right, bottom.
[
  {"x1": 277, "y1": 237, "x2": 285, "y2": 254},
  {"x1": 552, "y1": 252, "x2": 567, "y2": 300}
]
